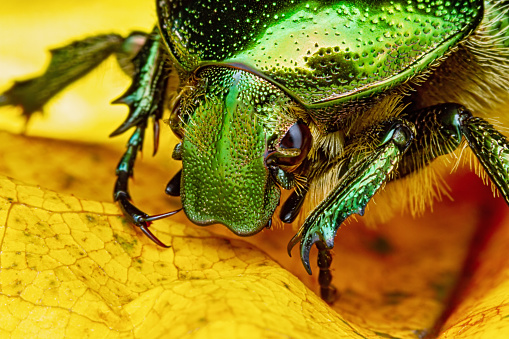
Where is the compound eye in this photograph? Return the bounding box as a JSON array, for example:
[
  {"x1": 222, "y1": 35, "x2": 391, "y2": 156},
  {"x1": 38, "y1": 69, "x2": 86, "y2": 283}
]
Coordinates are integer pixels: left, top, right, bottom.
[
  {"x1": 169, "y1": 95, "x2": 183, "y2": 139},
  {"x1": 276, "y1": 121, "x2": 312, "y2": 166}
]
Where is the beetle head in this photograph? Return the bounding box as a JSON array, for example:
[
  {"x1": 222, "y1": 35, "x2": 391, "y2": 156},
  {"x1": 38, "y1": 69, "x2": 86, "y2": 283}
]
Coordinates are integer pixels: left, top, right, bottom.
[{"x1": 169, "y1": 67, "x2": 311, "y2": 235}]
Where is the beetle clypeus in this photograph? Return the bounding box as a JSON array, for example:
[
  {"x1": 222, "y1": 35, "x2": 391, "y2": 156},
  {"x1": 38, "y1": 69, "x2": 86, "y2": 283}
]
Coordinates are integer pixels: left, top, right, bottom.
[{"x1": 1, "y1": 0, "x2": 508, "y2": 303}]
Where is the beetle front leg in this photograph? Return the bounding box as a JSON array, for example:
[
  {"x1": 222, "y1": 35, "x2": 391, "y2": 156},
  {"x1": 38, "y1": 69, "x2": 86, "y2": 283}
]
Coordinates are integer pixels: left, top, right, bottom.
[
  {"x1": 114, "y1": 125, "x2": 156, "y2": 243},
  {"x1": 114, "y1": 125, "x2": 180, "y2": 247},
  {"x1": 288, "y1": 119, "x2": 415, "y2": 302},
  {"x1": 111, "y1": 27, "x2": 184, "y2": 246}
]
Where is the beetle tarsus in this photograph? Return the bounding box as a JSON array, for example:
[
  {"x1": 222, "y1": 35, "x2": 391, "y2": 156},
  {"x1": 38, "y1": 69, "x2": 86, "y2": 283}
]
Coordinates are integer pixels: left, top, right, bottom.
[
  {"x1": 114, "y1": 122, "x2": 176, "y2": 247},
  {"x1": 142, "y1": 209, "x2": 183, "y2": 222},
  {"x1": 317, "y1": 241, "x2": 337, "y2": 304},
  {"x1": 139, "y1": 225, "x2": 171, "y2": 248},
  {"x1": 116, "y1": 185, "x2": 178, "y2": 248}
]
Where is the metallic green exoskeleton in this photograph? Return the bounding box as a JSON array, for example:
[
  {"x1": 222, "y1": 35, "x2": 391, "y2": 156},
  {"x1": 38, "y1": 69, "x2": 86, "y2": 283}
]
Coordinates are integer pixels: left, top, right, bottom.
[{"x1": 2, "y1": 0, "x2": 508, "y2": 303}]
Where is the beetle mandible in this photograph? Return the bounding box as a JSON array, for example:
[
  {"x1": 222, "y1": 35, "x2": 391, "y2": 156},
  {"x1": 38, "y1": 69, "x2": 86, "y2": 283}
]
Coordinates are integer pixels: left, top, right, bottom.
[{"x1": 1, "y1": 0, "x2": 508, "y2": 303}]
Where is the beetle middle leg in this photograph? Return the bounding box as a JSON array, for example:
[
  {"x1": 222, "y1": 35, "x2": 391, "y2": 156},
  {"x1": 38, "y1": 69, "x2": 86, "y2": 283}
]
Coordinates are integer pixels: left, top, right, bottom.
[
  {"x1": 398, "y1": 103, "x2": 509, "y2": 201},
  {"x1": 112, "y1": 27, "x2": 187, "y2": 246},
  {"x1": 0, "y1": 31, "x2": 148, "y2": 123}
]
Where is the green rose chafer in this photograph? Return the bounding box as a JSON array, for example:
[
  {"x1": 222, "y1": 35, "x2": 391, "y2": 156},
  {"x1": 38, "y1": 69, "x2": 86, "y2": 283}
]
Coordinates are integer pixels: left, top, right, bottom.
[{"x1": 2, "y1": 0, "x2": 508, "y2": 303}]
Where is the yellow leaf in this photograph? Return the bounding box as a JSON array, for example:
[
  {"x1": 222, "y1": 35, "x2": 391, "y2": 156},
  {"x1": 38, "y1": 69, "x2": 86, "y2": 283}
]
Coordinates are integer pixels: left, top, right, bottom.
[
  {"x1": 2, "y1": 127, "x2": 509, "y2": 338},
  {"x1": 1, "y1": 1, "x2": 509, "y2": 338},
  {"x1": 0, "y1": 170, "x2": 378, "y2": 338}
]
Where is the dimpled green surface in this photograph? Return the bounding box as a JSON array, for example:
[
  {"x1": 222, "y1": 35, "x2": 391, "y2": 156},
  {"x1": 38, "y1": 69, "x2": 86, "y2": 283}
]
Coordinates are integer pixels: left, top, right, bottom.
[
  {"x1": 180, "y1": 68, "x2": 293, "y2": 235},
  {"x1": 158, "y1": 0, "x2": 483, "y2": 106}
]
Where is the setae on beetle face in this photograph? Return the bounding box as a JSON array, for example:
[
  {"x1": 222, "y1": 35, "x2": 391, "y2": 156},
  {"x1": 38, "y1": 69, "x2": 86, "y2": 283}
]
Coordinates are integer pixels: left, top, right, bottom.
[{"x1": 1, "y1": 0, "x2": 508, "y2": 303}]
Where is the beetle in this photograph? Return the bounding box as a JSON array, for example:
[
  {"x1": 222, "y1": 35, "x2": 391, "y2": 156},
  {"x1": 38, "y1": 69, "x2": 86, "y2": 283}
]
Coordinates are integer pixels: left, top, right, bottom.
[{"x1": 1, "y1": 0, "x2": 508, "y2": 303}]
